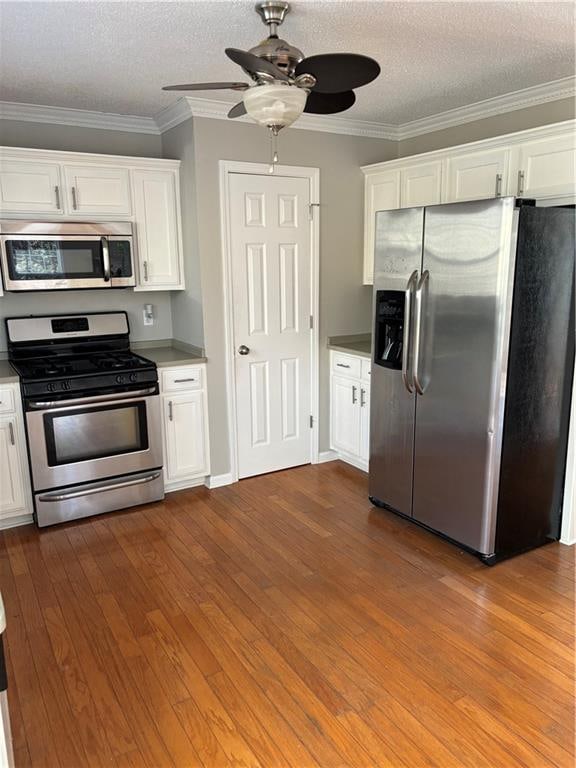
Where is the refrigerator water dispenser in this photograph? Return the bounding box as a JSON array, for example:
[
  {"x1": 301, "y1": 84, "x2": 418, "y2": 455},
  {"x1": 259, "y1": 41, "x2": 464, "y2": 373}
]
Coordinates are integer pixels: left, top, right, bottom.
[{"x1": 374, "y1": 290, "x2": 405, "y2": 369}]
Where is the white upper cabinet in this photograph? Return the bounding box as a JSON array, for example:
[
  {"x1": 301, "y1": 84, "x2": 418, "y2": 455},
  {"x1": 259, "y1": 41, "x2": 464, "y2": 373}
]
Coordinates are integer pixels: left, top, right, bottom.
[
  {"x1": 362, "y1": 120, "x2": 575, "y2": 284},
  {"x1": 401, "y1": 161, "x2": 442, "y2": 207},
  {"x1": 444, "y1": 147, "x2": 511, "y2": 202},
  {"x1": 363, "y1": 170, "x2": 401, "y2": 284},
  {"x1": 132, "y1": 169, "x2": 183, "y2": 290},
  {"x1": 515, "y1": 133, "x2": 576, "y2": 199},
  {"x1": 0, "y1": 160, "x2": 63, "y2": 214},
  {"x1": 62, "y1": 165, "x2": 132, "y2": 216}
]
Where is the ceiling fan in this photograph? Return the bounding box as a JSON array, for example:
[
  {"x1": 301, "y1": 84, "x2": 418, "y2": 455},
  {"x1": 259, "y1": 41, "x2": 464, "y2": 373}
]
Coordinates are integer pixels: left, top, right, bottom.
[{"x1": 162, "y1": 0, "x2": 380, "y2": 133}]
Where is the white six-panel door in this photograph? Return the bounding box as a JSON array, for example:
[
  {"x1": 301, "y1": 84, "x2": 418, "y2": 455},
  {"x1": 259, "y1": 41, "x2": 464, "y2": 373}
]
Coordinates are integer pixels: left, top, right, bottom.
[{"x1": 229, "y1": 173, "x2": 311, "y2": 479}]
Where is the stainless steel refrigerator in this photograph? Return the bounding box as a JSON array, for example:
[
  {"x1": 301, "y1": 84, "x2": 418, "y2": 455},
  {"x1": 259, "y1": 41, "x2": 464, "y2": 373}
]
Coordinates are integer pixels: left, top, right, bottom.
[{"x1": 369, "y1": 197, "x2": 574, "y2": 563}]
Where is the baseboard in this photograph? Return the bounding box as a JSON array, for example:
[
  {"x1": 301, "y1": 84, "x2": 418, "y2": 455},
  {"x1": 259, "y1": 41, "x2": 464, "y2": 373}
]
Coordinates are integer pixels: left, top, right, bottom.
[
  {"x1": 333, "y1": 450, "x2": 369, "y2": 473},
  {"x1": 559, "y1": 534, "x2": 575, "y2": 546},
  {"x1": 0, "y1": 513, "x2": 34, "y2": 530},
  {"x1": 205, "y1": 472, "x2": 235, "y2": 489},
  {"x1": 165, "y1": 476, "x2": 207, "y2": 493},
  {"x1": 317, "y1": 450, "x2": 338, "y2": 464}
]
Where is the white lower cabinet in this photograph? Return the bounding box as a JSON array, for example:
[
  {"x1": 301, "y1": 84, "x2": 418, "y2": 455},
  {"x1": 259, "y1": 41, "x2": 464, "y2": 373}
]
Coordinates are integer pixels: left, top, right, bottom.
[
  {"x1": 0, "y1": 384, "x2": 33, "y2": 528},
  {"x1": 330, "y1": 352, "x2": 371, "y2": 471},
  {"x1": 160, "y1": 365, "x2": 210, "y2": 491}
]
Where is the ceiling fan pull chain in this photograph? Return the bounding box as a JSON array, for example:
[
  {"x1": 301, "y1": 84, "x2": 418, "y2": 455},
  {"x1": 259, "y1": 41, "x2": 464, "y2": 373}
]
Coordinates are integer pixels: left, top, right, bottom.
[{"x1": 268, "y1": 126, "x2": 280, "y2": 174}]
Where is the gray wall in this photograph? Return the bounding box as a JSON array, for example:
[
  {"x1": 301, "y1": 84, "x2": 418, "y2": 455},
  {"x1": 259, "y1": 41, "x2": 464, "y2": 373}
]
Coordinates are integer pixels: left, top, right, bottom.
[
  {"x1": 161, "y1": 119, "x2": 204, "y2": 348},
  {"x1": 397, "y1": 98, "x2": 575, "y2": 157},
  {"x1": 0, "y1": 120, "x2": 172, "y2": 351},
  {"x1": 191, "y1": 117, "x2": 395, "y2": 475}
]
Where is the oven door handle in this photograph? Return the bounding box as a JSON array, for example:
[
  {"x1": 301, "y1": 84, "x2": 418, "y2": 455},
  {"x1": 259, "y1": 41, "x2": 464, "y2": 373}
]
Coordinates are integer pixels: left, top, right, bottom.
[
  {"x1": 28, "y1": 387, "x2": 157, "y2": 410},
  {"x1": 37, "y1": 471, "x2": 162, "y2": 502}
]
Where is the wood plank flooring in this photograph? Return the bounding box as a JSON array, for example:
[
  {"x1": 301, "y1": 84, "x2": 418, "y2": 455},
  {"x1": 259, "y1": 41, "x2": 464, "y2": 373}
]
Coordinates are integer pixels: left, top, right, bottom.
[{"x1": 1, "y1": 461, "x2": 574, "y2": 768}]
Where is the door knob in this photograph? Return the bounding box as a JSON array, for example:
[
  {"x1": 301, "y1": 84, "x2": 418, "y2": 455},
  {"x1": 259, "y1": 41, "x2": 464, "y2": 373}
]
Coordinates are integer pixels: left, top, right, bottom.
[{"x1": 238, "y1": 345, "x2": 250, "y2": 356}]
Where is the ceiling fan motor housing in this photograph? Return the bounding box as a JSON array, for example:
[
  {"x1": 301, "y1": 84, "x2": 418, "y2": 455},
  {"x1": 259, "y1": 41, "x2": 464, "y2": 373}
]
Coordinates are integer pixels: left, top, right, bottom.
[{"x1": 249, "y1": 37, "x2": 304, "y2": 74}]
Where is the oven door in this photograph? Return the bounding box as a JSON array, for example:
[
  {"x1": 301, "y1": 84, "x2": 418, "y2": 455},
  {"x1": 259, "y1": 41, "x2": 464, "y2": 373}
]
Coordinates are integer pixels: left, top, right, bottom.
[
  {"x1": 26, "y1": 388, "x2": 163, "y2": 490},
  {"x1": 0, "y1": 235, "x2": 135, "y2": 290}
]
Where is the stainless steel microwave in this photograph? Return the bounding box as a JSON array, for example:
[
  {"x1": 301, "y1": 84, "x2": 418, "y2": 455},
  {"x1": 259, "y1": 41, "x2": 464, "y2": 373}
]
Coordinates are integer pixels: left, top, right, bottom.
[{"x1": 0, "y1": 220, "x2": 135, "y2": 291}]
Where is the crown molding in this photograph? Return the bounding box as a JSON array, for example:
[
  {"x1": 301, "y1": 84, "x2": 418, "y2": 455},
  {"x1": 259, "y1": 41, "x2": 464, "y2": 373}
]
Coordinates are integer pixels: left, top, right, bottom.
[
  {"x1": 0, "y1": 76, "x2": 573, "y2": 141},
  {"x1": 0, "y1": 100, "x2": 160, "y2": 134},
  {"x1": 173, "y1": 96, "x2": 400, "y2": 139},
  {"x1": 396, "y1": 75, "x2": 576, "y2": 140}
]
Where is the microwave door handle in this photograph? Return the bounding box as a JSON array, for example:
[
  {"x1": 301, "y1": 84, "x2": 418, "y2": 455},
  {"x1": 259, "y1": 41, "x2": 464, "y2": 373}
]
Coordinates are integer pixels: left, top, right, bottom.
[
  {"x1": 402, "y1": 270, "x2": 419, "y2": 394},
  {"x1": 101, "y1": 236, "x2": 111, "y2": 282}
]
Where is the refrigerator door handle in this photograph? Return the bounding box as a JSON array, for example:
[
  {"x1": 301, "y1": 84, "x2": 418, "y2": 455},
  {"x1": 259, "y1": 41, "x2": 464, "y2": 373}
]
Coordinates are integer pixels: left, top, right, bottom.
[
  {"x1": 402, "y1": 270, "x2": 419, "y2": 394},
  {"x1": 413, "y1": 270, "x2": 430, "y2": 396}
]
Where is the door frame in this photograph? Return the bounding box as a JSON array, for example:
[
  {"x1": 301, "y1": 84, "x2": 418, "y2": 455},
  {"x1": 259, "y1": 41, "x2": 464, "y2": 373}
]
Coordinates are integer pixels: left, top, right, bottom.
[{"x1": 219, "y1": 160, "x2": 320, "y2": 483}]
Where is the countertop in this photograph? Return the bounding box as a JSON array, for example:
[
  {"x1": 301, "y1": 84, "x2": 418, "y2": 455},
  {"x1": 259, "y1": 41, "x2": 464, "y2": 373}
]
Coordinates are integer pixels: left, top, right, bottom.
[
  {"x1": 0, "y1": 360, "x2": 19, "y2": 384},
  {"x1": 132, "y1": 342, "x2": 207, "y2": 367},
  {"x1": 327, "y1": 334, "x2": 372, "y2": 359}
]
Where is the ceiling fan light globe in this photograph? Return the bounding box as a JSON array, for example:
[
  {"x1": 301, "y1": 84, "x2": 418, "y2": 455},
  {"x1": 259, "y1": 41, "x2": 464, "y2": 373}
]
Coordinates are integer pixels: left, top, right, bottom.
[{"x1": 243, "y1": 83, "x2": 307, "y2": 128}]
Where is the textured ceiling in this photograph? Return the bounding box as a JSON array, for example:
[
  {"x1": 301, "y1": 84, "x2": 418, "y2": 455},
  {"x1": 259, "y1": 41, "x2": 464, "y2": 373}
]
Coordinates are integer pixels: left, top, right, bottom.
[{"x1": 0, "y1": 1, "x2": 574, "y2": 124}]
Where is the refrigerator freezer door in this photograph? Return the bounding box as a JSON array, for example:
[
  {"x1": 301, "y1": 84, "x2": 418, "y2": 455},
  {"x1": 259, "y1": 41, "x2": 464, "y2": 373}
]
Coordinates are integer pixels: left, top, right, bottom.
[
  {"x1": 412, "y1": 198, "x2": 517, "y2": 553},
  {"x1": 369, "y1": 207, "x2": 423, "y2": 516}
]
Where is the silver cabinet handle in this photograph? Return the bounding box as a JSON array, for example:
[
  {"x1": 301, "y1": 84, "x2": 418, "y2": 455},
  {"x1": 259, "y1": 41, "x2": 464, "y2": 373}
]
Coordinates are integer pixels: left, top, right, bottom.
[
  {"x1": 8, "y1": 421, "x2": 15, "y2": 446},
  {"x1": 143, "y1": 260, "x2": 149, "y2": 281},
  {"x1": 360, "y1": 388, "x2": 366, "y2": 408},
  {"x1": 413, "y1": 270, "x2": 430, "y2": 396},
  {"x1": 495, "y1": 173, "x2": 502, "y2": 197},
  {"x1": 238, "y1": 345, "x2": 250, "y2": 356},
  {"x1": 173, "y1": 378, "x2": 196, "y2": 383},
  {"x1": 38, "y1": 472, "x2": 162, "y2": 502},
  {"x1": 71, "y1": 185, "x2": 78, "y2": 210},
  {"x1": 517, "y1": 170, "x2": 525, "y2": 196},
  {"x1": 168, "y1": 400, "x2": 173, "y2": 421},
  {"x1": 101, "y1": 236, "x2": 111, "y2": 282},
  {"x1": 336, "y1": 362, "x2": 351, "y2": 369},
  {"x1": 54, "y1": 185, "x2": 61, "y2": 209},
  {"x1": 352, "y1": 385, "x2": 358, "y2": 404},
  {"x1": 402, "y1": 270, "x2": 419, "y2": 394}
]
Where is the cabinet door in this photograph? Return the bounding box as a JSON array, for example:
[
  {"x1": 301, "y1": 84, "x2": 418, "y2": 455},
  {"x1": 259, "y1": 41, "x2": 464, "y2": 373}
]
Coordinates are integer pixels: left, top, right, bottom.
[
  {"x1": 401, "y1": 161, "x2": 442, "y2": 207},
  {"x1": 516, "y1": 133, "x2": 576, "y2": 199},
  {"x1": 163, "y1": 392, "x2": 209, "y2": 481},
  {"x1": 132, "y1": 170, "x2": 183, "y2": 289},
  {"x1": 330, "y1": 375, "x2": 361, "y2": 457},
  {"x1": 0, "y1": 416, "x2": 27, "y2": 518},
  {"x1": 444, "y1": 148, "x2": 510, "y2": 202},
  {"x1": 63, "y1": 165, "x2": 132, "y2": 215},
  {"x1": 0, "y1": 160, "x2": 63, "y2": 214},
  {"x1": 360, "y1": 384, "x2": 370, "y2": 464},
  {"x1": 363, "y1": 170, "x2": 401, "y2": 285}
]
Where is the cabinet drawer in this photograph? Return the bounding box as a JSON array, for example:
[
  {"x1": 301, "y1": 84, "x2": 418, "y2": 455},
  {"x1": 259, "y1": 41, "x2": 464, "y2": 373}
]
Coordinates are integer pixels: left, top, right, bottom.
[
  {"x1": 161, "y1": 366, "x2": 204, "y2": 392},
  {"x1": 361, "y1": 358, "x2": 372, "y2": 381},
  {"x1": 0, "y1": 387, "x2": 16, "y2": 414},
  {"x1": 332, "y1": 353, "x2": 361, "y2": 378}
]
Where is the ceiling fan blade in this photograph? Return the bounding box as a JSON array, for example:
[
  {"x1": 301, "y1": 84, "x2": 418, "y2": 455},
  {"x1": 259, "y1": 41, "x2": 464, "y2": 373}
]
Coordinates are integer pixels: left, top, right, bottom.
[
  {"x1": 296, "y1": 53, "x2": 380, "y2": 94},
  {"x1": 228, "y1": 102, "x2": 247, "y2": 119},
  {"x1": 163, "y1": 82, "x2": 249, "y2": 91},
  {"x1": 304, "y1": 90, "x2": 356, "y2": 114},
  {"x1": 225, "y1": 48, "x2": 290, "y2": 82}
]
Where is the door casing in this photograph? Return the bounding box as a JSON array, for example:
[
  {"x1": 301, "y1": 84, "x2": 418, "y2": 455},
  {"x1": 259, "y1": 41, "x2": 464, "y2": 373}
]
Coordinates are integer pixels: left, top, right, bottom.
[{"x1": 219, "y1": 161, "x2": 320, "y2": 483}]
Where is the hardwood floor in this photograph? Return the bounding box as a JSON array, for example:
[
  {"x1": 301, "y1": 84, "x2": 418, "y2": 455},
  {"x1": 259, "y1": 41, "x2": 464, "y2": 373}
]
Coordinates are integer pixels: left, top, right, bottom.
[{"x1": 1, "y1": 460, "x2": 574, "y2": 768}]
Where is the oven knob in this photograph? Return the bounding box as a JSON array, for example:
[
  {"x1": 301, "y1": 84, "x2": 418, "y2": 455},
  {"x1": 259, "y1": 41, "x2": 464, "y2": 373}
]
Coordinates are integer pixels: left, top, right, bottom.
[
  {"x1": 116, "y1": 374, "x2": 125, "y2": 384},
  {"x1": 62, "y1": 380, "x2": 71, "y2": 391},
  {"x1": 47, "y1": 383, "x2": 56, "y2": 392},
  {"x1": 129, "y1": 373, "x2": 137, "y2": 383}
]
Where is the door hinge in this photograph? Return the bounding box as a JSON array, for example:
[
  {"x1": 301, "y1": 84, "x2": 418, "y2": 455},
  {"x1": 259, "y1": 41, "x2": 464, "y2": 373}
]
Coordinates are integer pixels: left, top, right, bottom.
[
  {"x1": 308, "y1": 202, "x2": 320, "y2": 220},
  {"x1": 309, "y1": 415, "x2": 314, "y2": 429}
]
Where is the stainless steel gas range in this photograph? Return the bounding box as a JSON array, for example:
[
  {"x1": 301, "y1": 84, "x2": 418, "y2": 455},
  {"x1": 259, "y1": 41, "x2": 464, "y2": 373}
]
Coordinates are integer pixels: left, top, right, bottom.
[{"x1": 6, "y1": 312, "x2": 164, "y2": 527}]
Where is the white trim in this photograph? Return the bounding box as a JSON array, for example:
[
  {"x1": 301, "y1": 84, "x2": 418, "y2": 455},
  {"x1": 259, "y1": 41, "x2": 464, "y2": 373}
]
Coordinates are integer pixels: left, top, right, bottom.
[
  {"x1": 332, "y1": 451, "x2": 368, "y2": 474},
  {"x1": 0, "y1": 513, "x2": 33, "y2": 530},
  {"x1": 205, "y1": 472, "x2": 235, "y2": 489},
  {"x1": 164, "y1": 476, "x2": 207, "y2": 493},
  {"x1": 0, "y1": 100, "x2": 159, "y2": 134},
  {"x1": 219, "y1": 160, "x2": 320, "y2": 483},
  {"x1": 0, "y1": 144, "x2": 180, "y2": 170},
  {"x1": 318, "y1": 450, "x2": 338, "y2": 464},
  {"x1": 0, "y1": 76, "x2": 573, "y2": 140},
  {"x1": 397, "y1": 76, "x2": 576, "y2": 140},
  {"x1": 560, "y1": 362, "x2": 576, "y2": 546}
]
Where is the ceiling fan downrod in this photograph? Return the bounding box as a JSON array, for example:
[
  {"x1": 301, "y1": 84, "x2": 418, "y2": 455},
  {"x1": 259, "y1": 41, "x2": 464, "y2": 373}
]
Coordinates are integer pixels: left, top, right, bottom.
[{"x1": 255, "y1": 1, "x2": 291, "y2": 38}]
